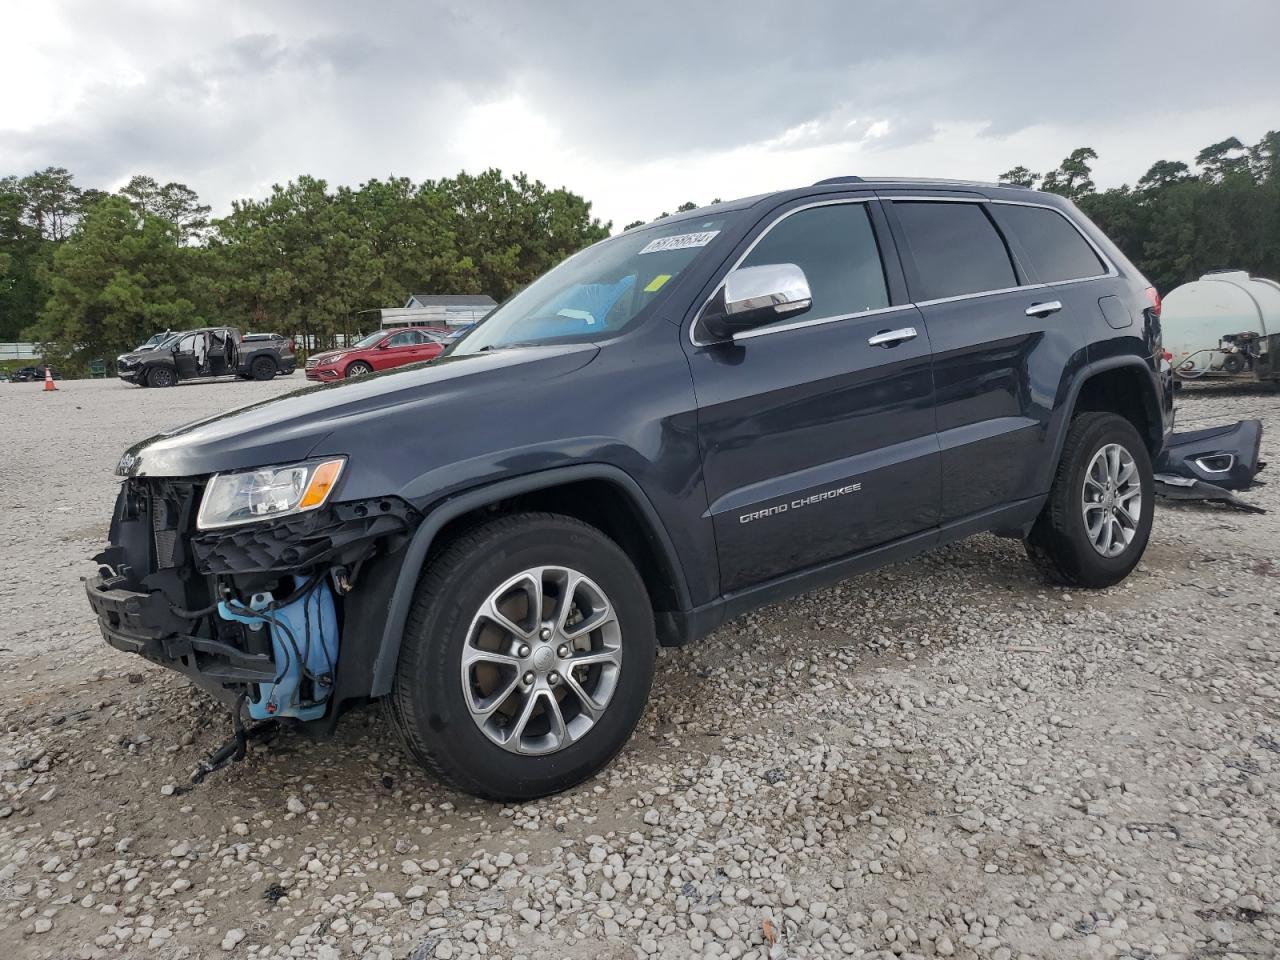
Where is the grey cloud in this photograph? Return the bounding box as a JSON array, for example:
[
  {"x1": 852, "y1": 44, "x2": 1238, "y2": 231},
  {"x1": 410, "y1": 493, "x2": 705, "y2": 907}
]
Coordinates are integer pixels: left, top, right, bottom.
[{"x1": 1, "y1": 0, "x2": 1277, "y2": 219}]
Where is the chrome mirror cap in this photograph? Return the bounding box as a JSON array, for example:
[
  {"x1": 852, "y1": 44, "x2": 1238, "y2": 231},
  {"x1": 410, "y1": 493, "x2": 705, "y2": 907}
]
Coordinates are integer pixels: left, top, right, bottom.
[
  {"x1": 724, "y1": 263, "x2": 812, "y2": 318},
  {"x1": 699, "y1": 263, "x2": 812, "y2": 342}
]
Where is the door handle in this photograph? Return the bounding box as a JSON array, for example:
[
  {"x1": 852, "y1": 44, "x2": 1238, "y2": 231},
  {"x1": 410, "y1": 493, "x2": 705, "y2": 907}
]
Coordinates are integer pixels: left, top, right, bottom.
[
  {"x1": 867, "y1": 326, "x2": 918, "y2": 347},
  {"x1": 1025, "y1": 300, "x2": 1063, "y2": 318}
]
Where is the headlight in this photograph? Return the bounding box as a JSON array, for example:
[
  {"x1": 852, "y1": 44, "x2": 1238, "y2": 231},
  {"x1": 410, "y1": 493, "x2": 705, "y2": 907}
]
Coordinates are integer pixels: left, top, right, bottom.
[
  {"x1": 196, "y1": 457, "x2": 345, "y2": 530},
  {"x1": 321, "y1": 353, "x2": 346, "y2": 365}
]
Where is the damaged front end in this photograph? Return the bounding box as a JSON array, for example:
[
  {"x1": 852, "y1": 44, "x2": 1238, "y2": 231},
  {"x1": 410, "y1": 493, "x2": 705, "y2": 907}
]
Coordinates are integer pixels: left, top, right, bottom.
[{"x1": 85, "y1": 475, "x2": 420, "y2": 728}]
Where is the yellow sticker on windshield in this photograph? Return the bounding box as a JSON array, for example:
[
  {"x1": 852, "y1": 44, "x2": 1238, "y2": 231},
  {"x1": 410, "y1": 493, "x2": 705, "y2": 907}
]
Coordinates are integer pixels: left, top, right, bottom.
[{"x1": 644, "y1": 274, "x2": 671, "y2": 293}]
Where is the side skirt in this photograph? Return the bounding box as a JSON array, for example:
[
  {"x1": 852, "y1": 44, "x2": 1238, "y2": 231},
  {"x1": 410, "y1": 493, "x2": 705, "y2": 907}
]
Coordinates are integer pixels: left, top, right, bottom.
[{"x1": 685, "y1": 496, "x2": 1044, "y2": 640}]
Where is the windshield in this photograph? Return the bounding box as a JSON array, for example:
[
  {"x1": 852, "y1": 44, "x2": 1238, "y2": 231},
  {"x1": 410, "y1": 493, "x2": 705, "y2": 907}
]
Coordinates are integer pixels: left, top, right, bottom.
[
  {"x1": 449, "y1": 215, "x2": 732, "y2": 355},
  {"x1": 152, "y1": 334, "x2": 181, "y2": 351},
  {"x1": 350, "y1": 330, "x2": 387, "y2": 349}
]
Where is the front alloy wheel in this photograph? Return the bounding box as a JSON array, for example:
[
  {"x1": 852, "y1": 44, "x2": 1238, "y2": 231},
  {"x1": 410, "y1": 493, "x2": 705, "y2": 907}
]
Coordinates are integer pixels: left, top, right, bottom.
[
  {"x1": 147, "y1": 366, "x2": 175, "y2": 388},
  {"x1": 387, "y1": 513, "x2": 655, "y2": 800},
  {"x1": 462, "y1": 567, "x2": 622, "y2": 755}
]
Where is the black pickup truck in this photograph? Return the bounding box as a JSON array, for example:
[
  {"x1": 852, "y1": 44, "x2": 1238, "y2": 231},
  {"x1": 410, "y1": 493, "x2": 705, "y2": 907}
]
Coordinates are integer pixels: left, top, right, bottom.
[
  {"x1": 116, "y1": 327, "x2": 296, "y2": 387},
  {"x1": 87, "y1": 176, "x2": 1172, "y2": 800}
]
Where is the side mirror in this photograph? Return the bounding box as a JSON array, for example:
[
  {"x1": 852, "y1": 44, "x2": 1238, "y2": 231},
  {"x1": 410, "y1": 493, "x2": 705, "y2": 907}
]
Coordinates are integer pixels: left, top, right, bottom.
[
  {"x1": 698, "y1": 263, "x2": 812, "y2": 342},
  {"x1": 376, "y1": 340, "x2": 390, "y2": 349}
]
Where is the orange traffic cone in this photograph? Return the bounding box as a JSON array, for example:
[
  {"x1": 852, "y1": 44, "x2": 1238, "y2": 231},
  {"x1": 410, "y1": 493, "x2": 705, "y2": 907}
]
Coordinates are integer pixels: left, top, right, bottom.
[{"x1": 43, "y1": 365, "x2": 57, "y2": 391}]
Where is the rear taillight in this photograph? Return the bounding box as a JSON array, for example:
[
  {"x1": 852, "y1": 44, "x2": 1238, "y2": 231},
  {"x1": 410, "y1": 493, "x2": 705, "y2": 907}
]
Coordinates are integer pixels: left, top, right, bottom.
[
  {"x1": 288, "y1": 338, "x2": 296, "y2": 351},
  {"x1": 1144, "y1": 286, "x2": 1161, "y2": 318}
]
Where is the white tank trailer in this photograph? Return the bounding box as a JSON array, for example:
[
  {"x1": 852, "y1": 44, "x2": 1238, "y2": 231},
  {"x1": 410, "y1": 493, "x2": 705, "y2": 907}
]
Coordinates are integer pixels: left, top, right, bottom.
[{"x1": 1162, "y1": 270, "x2": 1280, "y2": 382}]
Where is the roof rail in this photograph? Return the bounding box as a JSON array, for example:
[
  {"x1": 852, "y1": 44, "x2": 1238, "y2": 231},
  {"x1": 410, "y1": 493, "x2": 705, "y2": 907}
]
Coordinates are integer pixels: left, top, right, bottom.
[
  {"x1": 862, "y1": 177, "x2": 1008, "y2": 188},
  {"x1": 813, "y1": 176, "x2": 1034, "y2": 190}
]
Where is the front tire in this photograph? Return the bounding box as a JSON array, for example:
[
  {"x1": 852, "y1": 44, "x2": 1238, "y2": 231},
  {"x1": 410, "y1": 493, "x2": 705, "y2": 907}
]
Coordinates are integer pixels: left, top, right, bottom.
[
  {"x1": 1025, "y1": 412, "x2": 1154, "y2": 588},
  {"x1": 345, "y1": 361, "x2": 373, "y2": 379},
  {"x1": 147, "y1": 366, "x2": 175, "y2": 388},
  {"x1": 387, "y1": 513, "x2": 656, "y2": 801}
]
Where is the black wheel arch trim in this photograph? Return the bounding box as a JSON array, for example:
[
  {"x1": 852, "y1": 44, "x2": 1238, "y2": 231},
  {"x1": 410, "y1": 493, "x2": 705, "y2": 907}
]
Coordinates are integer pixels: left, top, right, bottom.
[
  {"x1": 1050, "y1": 354, "x2": 1165, "y2": 482},
  {"x1": 368, "y1": 463, "x2": 692, "y2": 697}
]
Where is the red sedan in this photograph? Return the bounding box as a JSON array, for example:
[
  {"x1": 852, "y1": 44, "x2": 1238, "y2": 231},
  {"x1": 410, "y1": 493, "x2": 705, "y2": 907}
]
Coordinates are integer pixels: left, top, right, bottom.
[{"x1": 305, "y1": 327, "x2": 450, "y2": 381}]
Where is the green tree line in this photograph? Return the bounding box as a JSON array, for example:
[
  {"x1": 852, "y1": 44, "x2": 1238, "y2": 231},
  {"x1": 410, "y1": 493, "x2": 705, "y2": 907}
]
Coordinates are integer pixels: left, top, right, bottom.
[
  {"x1": 0, "y1": 169, "x2": 609, "y2": 372},
  {"x1": 1000, "y1": 131, "x2": 1280, "y2": 295},
  {"x1": 2, "y1": 130, "x2": 1277, "y2": 374}
]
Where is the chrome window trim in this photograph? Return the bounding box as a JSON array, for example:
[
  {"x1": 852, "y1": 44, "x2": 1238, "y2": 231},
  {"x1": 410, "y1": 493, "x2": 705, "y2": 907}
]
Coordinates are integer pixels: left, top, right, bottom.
[
  {"x1": 688, "y1": 194, "x2": 1116, "y2": 347},
  {"x1": 731, "y1": 304, "x2": 916, "y2": 342},
  {"x1": 689, "y1": 197, "x2": 885, "y2": 347},
  {"x1": 913, "y1": 282, "x2": 1048, "y2": 309}
]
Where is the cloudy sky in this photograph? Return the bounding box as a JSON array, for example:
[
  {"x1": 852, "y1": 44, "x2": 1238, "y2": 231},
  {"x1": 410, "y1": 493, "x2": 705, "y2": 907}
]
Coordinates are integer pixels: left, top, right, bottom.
[{"x1": 3, "y1": 0, "x2": 1277, "y2": 230}]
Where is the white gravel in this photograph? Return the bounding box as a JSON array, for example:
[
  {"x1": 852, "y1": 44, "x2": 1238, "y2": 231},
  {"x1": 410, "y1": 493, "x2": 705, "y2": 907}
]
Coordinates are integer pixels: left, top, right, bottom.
[{"x1": 1, "y1": 377, "x2": 1277, "y2": 960}]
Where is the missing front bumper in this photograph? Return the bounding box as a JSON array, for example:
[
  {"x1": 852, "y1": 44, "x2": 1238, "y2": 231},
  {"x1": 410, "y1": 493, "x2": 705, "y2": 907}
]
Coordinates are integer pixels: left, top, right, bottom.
[
  {"x1": 87, "y1": 480, "x2": 421, "y2": 719},
  {"x1": 85, "y1": 575, "x2": 276, "y2": 689}
]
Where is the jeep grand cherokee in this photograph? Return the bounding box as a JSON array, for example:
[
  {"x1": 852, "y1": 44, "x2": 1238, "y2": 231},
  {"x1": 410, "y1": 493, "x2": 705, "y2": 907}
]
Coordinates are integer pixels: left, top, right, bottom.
[{"x1": 86, "y1": 176, "x2": 1172, "y2": 800}]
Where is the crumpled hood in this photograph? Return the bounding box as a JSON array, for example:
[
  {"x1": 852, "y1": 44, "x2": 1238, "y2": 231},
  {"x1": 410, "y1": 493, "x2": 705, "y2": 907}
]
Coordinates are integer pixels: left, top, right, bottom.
[{"x1": 117, "y1": 344, "x2": 599, "y2": 478}]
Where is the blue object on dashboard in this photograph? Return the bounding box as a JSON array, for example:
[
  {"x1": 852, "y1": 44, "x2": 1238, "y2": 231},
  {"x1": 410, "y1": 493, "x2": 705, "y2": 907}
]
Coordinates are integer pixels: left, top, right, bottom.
[
  {"x1": 217, "y1": 580, "x2": 339, "y2": 721},
  {"x1": 533, "y1": 275, "x2": 637, "y2": 337}
]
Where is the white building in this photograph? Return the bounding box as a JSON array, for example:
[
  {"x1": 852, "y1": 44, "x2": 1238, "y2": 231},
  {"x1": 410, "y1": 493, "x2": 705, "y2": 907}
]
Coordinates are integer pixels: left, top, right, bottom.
[
  {"x1": 0, "y1": 342, "x2": 40, "y2": 361},
  {"x1": 380, "y1": 294, "x2": 496, "y2": 329}
]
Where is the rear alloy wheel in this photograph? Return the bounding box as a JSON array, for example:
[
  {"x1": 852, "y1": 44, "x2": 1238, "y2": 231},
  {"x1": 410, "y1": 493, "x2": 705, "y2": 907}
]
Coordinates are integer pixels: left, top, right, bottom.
[
  {"x1": 147, "y1": 366, "x2": 175, "y2": 388},
  {"x1": 345, "y1": 360, "x2": 373, "y2": 378},
  {"x1": 1025, "y1": 412, "x2": 1154, "y2": 587},
  {"x1": 1080, "y1": 443, "x2": 1142, "y2": 558},
  {"x1": 250, "y1": 356, "x2": 276, "y2": 381},
  {"x1": 387, "y1": 513, "x2": 656, "y2": 800}
]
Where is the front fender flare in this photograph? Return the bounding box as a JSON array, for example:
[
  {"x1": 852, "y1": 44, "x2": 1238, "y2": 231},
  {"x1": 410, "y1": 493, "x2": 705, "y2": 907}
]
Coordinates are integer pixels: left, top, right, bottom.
[{"x1": 368, "y1": 463, "x2": 690, "y2": 696}]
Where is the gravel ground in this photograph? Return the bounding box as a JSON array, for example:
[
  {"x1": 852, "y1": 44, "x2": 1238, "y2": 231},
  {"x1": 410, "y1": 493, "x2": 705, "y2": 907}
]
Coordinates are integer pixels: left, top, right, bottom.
[{"x1": 1, "y1": 376, "x2": 1277, "y2": 960}]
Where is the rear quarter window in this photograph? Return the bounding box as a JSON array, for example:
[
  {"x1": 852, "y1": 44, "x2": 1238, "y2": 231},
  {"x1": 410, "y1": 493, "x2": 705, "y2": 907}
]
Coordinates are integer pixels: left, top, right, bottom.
[
  {"x1": 995, "y1": 203, "x2": 1106, "y2": 283},
  {"x1": 893, "y1": 201, "x2": 1017, "y2": 301}
]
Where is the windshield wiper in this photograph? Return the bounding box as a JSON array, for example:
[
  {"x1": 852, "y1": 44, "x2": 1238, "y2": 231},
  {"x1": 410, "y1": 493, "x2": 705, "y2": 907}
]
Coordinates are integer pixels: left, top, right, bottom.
[{"x1": 477, "y1": 341, "x2": 540, "y2": 353}]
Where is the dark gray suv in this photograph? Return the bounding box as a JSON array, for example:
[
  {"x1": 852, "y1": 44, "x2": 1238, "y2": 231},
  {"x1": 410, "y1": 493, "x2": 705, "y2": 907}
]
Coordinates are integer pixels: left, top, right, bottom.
[{"x1": 86, "y1": 177, "x2": 1172, "y2": 799}]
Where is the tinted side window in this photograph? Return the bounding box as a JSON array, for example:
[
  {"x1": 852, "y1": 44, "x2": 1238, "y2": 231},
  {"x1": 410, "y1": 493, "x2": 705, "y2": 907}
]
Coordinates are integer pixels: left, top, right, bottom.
[
  {"x1": 386, "y1": 331, "x2": 418, "y2": 347},
  {"x1": 739, "y1": 203, "x2": 888, "y2": 322},
  {"x1": 996, "y1": 204, "x2": 1105, "y2": 282},
  {"x1": 894, "y1": 201, "x2": 1017, "y2": 300}
]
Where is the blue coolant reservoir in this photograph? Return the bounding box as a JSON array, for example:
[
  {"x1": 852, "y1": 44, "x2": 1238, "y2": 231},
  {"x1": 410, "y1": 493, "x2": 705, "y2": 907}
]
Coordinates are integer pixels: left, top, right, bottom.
[{"x1": 217, "y1": 580, "x2": 339, "y2": 721}]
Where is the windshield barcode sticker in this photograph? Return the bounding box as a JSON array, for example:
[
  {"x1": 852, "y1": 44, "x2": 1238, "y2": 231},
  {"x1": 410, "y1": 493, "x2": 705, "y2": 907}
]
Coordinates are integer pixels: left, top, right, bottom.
[{"x1": 638, "y1": 230, "x2": 719, "y2": 254}]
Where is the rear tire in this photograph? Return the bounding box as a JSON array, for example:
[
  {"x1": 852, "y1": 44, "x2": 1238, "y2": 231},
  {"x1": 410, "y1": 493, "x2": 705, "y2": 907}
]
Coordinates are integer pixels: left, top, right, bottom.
[
  {"x1": 147, "y1": 366, "x2": 175, "y2": 388},
  {"x1": 386, "y1": 513, "x2": 656, "y2": 801},
  {"x1": 1025, "y1": 412, "x2": 1154, "y2": 588},
  {"x1": 250, "y1": 356, "x2": 276, "y2": 381}
]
